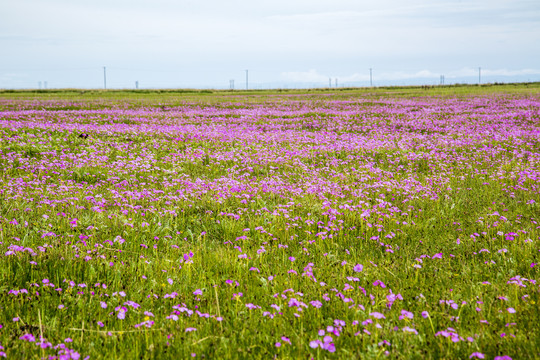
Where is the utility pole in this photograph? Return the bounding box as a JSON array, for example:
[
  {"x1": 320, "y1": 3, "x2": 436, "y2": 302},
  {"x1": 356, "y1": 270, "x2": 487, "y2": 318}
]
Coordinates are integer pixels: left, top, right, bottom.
[
  {"x1": 103, "y1": 66, "x2": 107, "y2": 89},
  {"x1": 230, "y1": 79, "x2": 235, "y2": 90},
  {"x1": 478, "y1": 67, "x2": 481, "y2": 84},
  {"x1": 38, "y1": 81, "x2": 42, "y2": 90},
  {"x1": 370, "y1": 68, "x2": 373, "y2": 87},
  {"x1": 329, "y1": 78, "x2": 331, "y2": 88},
  {"x1": 245, "y1": 70, "x2": 248, "y2": 90},
  {"x1": 335, "y1": 78, "x2": 338, "y2": 87},
  {"x1": 44, "y1": 81, "x2": 47, "y2": 89},
  {"x1": 135, "y1": 81, "x2": 139, "y2": 89}
]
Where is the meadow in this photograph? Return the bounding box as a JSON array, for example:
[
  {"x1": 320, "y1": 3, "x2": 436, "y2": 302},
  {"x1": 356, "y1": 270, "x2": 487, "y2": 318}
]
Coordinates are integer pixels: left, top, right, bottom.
[{"x1": 0, "y1": 84, "x2": 539, "y2": 359}]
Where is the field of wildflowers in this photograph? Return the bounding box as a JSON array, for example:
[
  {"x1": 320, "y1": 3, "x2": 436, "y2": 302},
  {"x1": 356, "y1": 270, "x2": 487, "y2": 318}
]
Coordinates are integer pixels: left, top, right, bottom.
[{"x1": 0, "y1": 86, "x2": 539, "y2": 359}]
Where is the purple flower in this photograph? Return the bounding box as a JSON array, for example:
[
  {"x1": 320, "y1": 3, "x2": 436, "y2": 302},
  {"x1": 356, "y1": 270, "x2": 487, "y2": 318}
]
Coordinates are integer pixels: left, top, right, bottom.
[
  {"x1": 324, "y1": 343, "x2": 336, "y2": 353},
  {"x1": 326, "y1": 326, "x2": 334, "y2": 333},
  {"x1": 353, "y1": 264, "x2": 363, "y2": 272},
  {"x1": 507, "y1": 307, "x2": 516, "y2": 313},
  {"x1": 469, "y1": 353, "x2": 485, "y2": 359},
  {"x1": 370, "y1": 312, "x2": 386, "y2": 319},
  {"x1": 117, "y1": 310, "x2": 126, "y2": 320},
  {"x1": 19, "y1": 333, "x2": 36, "y2": 342},
  {"x1": 323, "y1": 335, "x2": 333, "y2": 344},
  {"x1": 193, "y1": 289, "x2": 203, "y2": 296},
  {"x1": 399, "y1": 309, "x2": 413, "y2": 320},
  {"x1": 402, "y1": 326, "x2": 418, "y2": 334},
  {"x1": 185, "y1": 327, "x2": 197, "y2": 332}
]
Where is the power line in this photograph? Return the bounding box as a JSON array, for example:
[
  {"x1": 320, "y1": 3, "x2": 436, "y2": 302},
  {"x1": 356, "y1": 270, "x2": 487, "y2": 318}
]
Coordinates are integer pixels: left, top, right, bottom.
[
  {"x1": 478, "y1": 67, "x2": 481, "y2": 84},
  {"x1": 440, "y1": 75, "x2": 445, "y2": 85}
]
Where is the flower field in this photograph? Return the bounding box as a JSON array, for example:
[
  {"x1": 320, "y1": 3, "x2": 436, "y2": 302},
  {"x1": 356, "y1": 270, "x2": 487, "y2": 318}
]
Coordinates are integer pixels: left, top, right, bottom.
[{"x1": 0, "y1": 87, "x2": 539, "y2": 359}]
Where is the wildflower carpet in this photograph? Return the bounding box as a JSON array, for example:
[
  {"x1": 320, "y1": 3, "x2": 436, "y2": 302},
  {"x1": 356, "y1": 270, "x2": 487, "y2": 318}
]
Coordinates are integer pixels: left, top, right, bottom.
[{"x1": 0, "y1": 85, "x2": 538, "y2": 359}]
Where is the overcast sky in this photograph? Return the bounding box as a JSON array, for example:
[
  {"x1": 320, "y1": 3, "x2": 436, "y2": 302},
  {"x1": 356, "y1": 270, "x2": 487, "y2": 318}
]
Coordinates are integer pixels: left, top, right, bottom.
[{"x1": 1, "y1": 0, "x2": 539, "y2": 89}]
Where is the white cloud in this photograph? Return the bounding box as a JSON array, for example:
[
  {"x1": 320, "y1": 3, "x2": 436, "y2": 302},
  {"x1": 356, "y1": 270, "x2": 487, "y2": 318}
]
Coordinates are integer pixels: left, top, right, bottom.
[
  {"x1": 280, "y1": 68, "x2": 540, "y2": 84},
  {"x1": 280, "y1": 70, "x2": 329, "y2": 83},
  {"x1": 481, "y1": 68, "x2": 540, "y2": 76},
  {"x1": 447, "y1": 67, "x2": 540, "y2": 78},
  {"x1": 375, "y1": 70, "x2": 439, "y2": 81},
  {"x1": 280, "y1": 69, "x2": 440, "y2": 83}
]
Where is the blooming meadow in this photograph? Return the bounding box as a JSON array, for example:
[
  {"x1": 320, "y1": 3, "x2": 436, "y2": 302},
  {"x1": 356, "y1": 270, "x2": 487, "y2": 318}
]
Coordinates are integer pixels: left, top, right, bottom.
[{"x1": 0, "y1": 87, "x2": 539, "y2": 359}]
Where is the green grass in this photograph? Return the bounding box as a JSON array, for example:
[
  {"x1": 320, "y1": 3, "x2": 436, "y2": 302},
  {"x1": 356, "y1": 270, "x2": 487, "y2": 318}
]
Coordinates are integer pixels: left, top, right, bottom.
[{"x1": 0, "y1": 84, "x2": 538, "y2": 359}]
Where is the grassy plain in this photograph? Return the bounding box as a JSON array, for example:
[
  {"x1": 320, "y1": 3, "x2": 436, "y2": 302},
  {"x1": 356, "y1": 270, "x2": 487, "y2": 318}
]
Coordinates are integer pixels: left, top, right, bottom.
[{"x1": 0, "y1": 84, "x2": 539, "y2": 359}]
